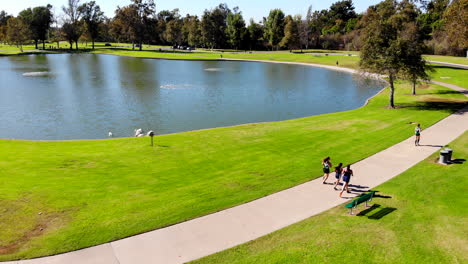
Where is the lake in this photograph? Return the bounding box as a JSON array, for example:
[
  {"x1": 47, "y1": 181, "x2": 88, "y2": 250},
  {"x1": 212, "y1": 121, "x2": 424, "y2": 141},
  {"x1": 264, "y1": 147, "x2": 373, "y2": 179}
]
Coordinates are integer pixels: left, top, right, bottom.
[{"x1": 0, "y1": 54, "x2": 386, "y2": 140}]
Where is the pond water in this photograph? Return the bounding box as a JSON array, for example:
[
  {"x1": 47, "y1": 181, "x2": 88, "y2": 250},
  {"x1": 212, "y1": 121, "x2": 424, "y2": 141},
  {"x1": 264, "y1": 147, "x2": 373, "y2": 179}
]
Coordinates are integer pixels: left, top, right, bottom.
[{"x1": 0, "y1": 54, "x2": 386, "y2": 140}]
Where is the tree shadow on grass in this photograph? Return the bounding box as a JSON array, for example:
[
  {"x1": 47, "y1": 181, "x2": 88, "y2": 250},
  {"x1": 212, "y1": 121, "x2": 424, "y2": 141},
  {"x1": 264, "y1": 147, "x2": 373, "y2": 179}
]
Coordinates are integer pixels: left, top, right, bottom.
[
  {"x1": 428, "y1": 90, "x2": 468, "y2": 96},
  {"x1": 430, "y1": 65, "x2": 466, "y2": 71},
  {"x1": 398, "y1": 101, "x2": 468, "y2": 114}
]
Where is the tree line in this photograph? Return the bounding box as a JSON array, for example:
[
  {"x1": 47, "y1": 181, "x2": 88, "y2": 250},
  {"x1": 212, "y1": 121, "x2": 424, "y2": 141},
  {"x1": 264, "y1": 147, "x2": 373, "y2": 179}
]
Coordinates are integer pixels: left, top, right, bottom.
[{"x1": 0, "y1": 0, "x2": 466, "y2": 56}]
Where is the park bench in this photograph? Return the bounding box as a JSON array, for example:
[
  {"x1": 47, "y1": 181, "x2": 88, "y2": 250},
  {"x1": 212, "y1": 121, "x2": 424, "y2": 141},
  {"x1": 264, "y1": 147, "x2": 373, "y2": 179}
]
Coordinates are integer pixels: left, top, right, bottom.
[{"x1": 345, "y1": 191, "x2": 376, "y2": 215}]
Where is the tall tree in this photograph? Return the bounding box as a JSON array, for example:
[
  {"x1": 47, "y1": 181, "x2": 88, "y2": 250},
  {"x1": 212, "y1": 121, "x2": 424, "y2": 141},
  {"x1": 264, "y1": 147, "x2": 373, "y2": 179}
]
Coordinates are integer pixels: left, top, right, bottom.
[
  {"x1": 201, "y1": 4, "x2": 230, "y2": 49},
  {"x1": 443, "y1": 0, "x2": 467, "y2": 56},
  {"x1": 62, "y1": 0, "x2": 83, "y2": 50},
  {"x1": 19, "y1": 5, "x2": 54, "y2": 49},
  {"x1": 247, "y1": 19, "x2": 264, "y2": 50},
  {"x1": 264, "y1": 9, "x2": 285, "y2": 50},
  {"x1": 6, "y1": 17, "x2": 31, "y2": 52},
  {"x1": 183, "y1": 15, "x2": 201, "y2": 47},
  {"x1": 0, "y1": 11, "x2": 12, "y2": 43},
  {"x1": 299, "y1": 6, "x2": 313, "y2": 50},
  {"x1": 360, "y1": 0, "x2": 428, "y2": 107},
  {"x1": 78, "y1": 1, "x2": 105, "y2": 49},
  {"x1": 226, "y1": 7, "x2": 246, "y2": 50},
  {"x1": 280, "y1": 15, "x2": 300, "y2": 50},
  {"x1": 129, "y1": 0, "x2": 156, "y2": 50},
  {"x1": 165, "y1": 14, "x2": 183, "y2": 45}
]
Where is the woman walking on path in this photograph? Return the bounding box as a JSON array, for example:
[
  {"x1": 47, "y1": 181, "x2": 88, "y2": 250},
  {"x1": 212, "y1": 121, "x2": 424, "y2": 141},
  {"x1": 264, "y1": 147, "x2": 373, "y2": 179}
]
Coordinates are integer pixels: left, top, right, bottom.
[
  {"x1": 339, "y1": 165, "x2": 353, "y2": 197},
  {"x1": 333, "y1": 163, "x2": 343, "y2": 190},
  {"x1": 322, "y1": 157, "x2": 332, "y2": 184},
  {"x1": 415, "y1": 124, "x2": 422, "y2": 146}
]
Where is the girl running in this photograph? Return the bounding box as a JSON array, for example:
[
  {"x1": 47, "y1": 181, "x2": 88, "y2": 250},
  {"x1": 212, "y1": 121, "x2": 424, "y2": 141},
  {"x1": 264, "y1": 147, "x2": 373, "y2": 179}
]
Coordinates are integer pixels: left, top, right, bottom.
[
  {"x1": 415, "y1": 124, "x2": 422, "y2": 146},
  {"x1": 322, "y1": 157, "x2": 332, "y2": 184},
  {"x1": 339, "y1": 164, "x2": 353, "y2": 197},
  {"x1": 333, "y1": 163, "x2": 343, "y2": 190}
]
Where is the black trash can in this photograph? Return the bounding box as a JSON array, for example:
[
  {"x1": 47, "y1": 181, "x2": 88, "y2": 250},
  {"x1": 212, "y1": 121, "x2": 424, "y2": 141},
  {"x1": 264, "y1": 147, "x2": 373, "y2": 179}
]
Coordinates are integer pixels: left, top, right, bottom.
[
  {"x1": 445, "y1": 148, "x2": 453, "y2": 161},
  {"x1": 439, "y1": 150, "x2": 449, "y2": 164}
]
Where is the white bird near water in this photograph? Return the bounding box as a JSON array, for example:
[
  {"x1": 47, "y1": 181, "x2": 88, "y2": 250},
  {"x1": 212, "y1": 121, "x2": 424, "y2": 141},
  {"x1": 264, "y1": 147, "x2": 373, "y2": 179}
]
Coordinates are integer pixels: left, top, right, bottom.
[
  {"x1": 108, "y1": 132, "x2": 113, "y2": 137},
  {"x1": 134, "y1": 128, "x2": 144, "y2": 137}
]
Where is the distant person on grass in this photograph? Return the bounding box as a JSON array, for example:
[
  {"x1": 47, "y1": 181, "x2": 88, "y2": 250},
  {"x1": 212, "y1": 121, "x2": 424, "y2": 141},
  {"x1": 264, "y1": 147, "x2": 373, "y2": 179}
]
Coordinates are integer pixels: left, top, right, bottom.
[
  {"x1": 415, "y1": 124, "x2": 422, "y2": 146},
  {"x1": 322, "y1": 157, "x2": 332, "y2": 184},
  {"x1": 339, "y1": 164, "x2": 353, "y2": 197},
  {"x1": 333, "y1": 163, "x2": 343, "y2": 190}
]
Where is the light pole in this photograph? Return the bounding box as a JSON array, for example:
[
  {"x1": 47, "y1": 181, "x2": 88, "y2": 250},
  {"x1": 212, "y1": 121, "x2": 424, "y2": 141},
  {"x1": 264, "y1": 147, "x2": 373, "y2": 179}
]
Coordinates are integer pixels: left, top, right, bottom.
[{"x1": 148, "y1": 130, "x2": 155, "y2": 146}]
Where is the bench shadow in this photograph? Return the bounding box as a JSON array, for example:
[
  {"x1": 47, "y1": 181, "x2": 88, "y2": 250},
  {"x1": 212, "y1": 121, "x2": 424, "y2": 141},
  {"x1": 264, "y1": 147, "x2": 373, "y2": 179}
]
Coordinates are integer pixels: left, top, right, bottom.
[
  {"x1": 356, "y1": 204, "x2": 381, "y2": 216},
  {"x1": 368, "y1": 207, "x2": 397, "y2": 220}
]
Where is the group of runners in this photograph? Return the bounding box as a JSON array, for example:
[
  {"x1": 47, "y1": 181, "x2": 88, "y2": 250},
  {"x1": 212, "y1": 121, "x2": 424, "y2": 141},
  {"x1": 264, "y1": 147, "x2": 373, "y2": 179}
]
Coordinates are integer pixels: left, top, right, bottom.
[
  {"x1": 320, "y1": 123, "x2": 423, "y2": 198},
  {"x1": 321, "y1": 157, "x2": 353, "y2": 197}
]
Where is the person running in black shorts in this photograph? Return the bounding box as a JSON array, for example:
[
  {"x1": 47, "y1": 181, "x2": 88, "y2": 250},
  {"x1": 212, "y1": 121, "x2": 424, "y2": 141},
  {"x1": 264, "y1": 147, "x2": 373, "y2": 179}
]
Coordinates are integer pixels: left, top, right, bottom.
[
  {"x1": 415, "y1": 124, "x2": 422, "y2": 146},
  {"x1": 340, "y1": 164, "x2": 353, "y2": 197},
  {"x1": 322, "y1": 157, "x2": 332, "y2": 184}
]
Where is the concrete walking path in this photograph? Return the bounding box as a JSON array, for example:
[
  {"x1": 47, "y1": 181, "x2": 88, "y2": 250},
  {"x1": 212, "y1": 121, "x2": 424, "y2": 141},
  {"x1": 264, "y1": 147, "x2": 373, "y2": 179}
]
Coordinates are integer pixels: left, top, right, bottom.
[{"x1": 4, "y1": 82, "x2": 467, "y2": 264}]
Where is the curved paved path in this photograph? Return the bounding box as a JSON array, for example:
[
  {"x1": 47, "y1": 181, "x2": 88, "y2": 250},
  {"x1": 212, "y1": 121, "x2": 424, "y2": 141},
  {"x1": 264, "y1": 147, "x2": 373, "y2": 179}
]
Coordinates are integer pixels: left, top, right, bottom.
[{"x1": 4, "y1": 80, "x2": 467, "y2": 264}]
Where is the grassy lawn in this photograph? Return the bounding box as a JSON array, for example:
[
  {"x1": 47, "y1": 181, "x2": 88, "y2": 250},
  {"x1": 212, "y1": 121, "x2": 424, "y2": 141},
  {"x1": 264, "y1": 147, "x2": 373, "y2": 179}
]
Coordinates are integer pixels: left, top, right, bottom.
[
  {"x1": 0, "y1": 79, "x2": 466, "y2": 260},
  {"x1": 430, "y1": 65, "x2": 468, "y2": 89},
  {"x1": 425, "y1": 55, "x2": 468, "y2": 65},
  {"x1": 191, "y1": 131, "x2": 468, "y2": 264}
]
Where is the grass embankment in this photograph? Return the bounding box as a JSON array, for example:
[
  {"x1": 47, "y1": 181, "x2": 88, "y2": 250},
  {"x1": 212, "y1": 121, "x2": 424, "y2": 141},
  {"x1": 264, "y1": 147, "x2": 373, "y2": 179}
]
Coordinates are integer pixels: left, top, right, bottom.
[
  {"x1": 425, "y1": 55, "x2": 468, "y2": 65},
  {"x1": 192, "y1": 132, "x2": 468, "y2": 264},
  {"x1": 0, "y1": 80, "x2": 466, "y2": 260}
]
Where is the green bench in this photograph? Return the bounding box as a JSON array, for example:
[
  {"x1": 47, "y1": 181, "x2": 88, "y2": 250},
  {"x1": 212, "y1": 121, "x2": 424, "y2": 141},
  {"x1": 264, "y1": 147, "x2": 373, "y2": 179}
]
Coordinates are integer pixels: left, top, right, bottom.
[{"x1": 345, "y1": 191, "x2": 376, "y2": 215}]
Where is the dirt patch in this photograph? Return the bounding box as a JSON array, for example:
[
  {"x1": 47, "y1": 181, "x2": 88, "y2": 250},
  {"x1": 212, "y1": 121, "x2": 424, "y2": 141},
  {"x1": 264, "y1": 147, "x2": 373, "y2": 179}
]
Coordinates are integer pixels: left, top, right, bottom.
[
  {"x1": 59, "y1": 159, "x2": 96, "y2": 169},
  {"x1": 0, "y1": 211, "x2": 65, "y2": 255}
]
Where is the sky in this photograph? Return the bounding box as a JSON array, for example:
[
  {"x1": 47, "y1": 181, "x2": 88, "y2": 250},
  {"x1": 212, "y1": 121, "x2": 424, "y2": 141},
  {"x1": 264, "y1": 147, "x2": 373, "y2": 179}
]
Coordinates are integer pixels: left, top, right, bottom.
[{"x1": 2, "y1": 0, "x2": 382, "y2": 22}]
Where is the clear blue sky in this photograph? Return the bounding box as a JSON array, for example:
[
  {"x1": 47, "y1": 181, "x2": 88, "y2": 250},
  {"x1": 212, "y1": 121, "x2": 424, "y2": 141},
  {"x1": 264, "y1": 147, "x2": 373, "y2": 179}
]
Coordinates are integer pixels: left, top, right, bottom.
[{"x1": 2, "y1": 0, "x2": 382, "y2": 22}]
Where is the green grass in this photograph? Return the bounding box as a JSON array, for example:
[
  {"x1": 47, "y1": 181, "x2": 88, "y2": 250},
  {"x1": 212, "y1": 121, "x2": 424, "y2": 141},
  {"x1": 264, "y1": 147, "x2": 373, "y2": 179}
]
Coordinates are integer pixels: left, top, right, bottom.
[
  {"x1": 0, "y1": 80, "x2": 466, "y2": 260},
  {"x1": 191, "y1": 131, "x2": 468, "y2": 264},
  {"x1": 430, "y1": 65, "x2": 468, "y2": 89},
  {"x1": 425, "y1": 55, "x2": 468, "y2": 65}
]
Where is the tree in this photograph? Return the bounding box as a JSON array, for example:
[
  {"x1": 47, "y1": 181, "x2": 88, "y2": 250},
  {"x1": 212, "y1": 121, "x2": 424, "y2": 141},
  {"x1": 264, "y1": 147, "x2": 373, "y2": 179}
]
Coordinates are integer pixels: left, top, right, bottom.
[
  {"x1": 264, "y1": 9, "x2": 285, "y2": 50},
  {"x1": 280, "y1": 15, "x2": 300, "y2": 50},
  {"x1": 226, "y1": 7, "x2": 246, "y2": 50},
  {"x1": 6, "y1": 17, "x2": 31, "y2": 52},
  {"x1": 443, "y1": 0, "x2": 468, "y2": 56},
  {"x1": 165, "y1": 16, "x2": 183, "y2": 45},
  {"x1": 183, "y1": 15, "x2": 201, "y2": 47},
  {"x1": 299, "y1": 6, "x2": 313, "y2": 50},
  {"x1": 359, "y1": 0, "x2": 428, "y2": 107},
  {"x1": 62, "y1": 0, "x2": 83, "y2": 50},
  {"x1": 129, "y1": 0, "x2": 156, "y2": 50},
  {"x1": 247, "y1": 19, "x2": 264, "y2": 50},
  {"x1": 201, "y1": 4, "x2": 230, "y2": 49},
  {"x1": 18, "y1": 5, "x2": 53, "y2": 49},
  {"x1": 0, "y1": 11, "x2": 12, "y2": 43},
  {"x1": 78, "y1": 1, "x2": 105, "y2": 49}
]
